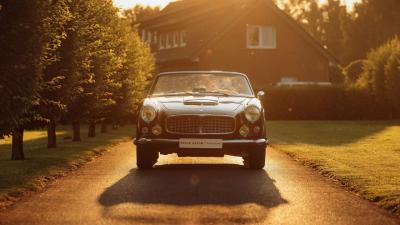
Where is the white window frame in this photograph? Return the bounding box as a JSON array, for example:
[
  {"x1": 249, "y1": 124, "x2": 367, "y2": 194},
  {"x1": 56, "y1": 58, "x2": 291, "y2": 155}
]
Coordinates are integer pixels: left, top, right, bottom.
[
  {"x1": 173, "y1": 32, "x2": 180, "y2": 48},
  {"x1": 165, "y1": 33, "x2": 173, "y2": 49},
  {"x1": 246, "y1": 25, "x2": 277, "y2": 49},
  {"x1": 180, "y1": 30, "x2": 187, "y2": 47}
]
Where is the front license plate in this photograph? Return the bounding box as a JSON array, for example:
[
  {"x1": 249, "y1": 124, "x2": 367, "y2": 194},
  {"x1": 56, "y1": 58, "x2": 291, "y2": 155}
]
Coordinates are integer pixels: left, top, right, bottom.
[{"x1": 179, "y1": 139, "x2": 223, "y2": 149}]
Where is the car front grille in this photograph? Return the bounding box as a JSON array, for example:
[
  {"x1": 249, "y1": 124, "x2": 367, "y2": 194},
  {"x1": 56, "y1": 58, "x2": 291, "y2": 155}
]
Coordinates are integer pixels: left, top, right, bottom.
[{"x1": 166, "y1": 115, "x2": 235, "y2": 134}]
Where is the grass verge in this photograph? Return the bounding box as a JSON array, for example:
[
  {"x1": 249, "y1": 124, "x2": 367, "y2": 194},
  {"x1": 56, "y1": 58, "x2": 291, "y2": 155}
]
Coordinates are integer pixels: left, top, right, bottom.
[
  {"x1": 268, "y1": 121, "x2": 400, "y2": 216},
  {"x1": 0, "y1": 125, "x2": 134, "y2": 208}
]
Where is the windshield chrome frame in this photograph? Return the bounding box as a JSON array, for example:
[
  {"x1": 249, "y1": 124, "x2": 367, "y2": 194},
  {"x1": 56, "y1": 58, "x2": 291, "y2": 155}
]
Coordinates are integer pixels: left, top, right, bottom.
[{"x1": 147, "y1": 71, "x2": 256, "y2": 98}]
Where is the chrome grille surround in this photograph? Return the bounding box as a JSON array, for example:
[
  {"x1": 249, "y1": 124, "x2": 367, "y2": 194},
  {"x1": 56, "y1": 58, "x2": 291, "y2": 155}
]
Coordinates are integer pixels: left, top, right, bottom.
[{"x1": 166, "y1": 115, "x2": 236, "y2": 134}]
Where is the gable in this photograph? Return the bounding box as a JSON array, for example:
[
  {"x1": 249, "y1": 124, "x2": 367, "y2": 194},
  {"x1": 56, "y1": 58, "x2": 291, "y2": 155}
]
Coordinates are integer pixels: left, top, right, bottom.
[
  {"x1": 141, "y1": 0, "x2": 336, "y2": 64},
  {"x1": 197, "y1": 2, "x2": 331, "y2": 83}
]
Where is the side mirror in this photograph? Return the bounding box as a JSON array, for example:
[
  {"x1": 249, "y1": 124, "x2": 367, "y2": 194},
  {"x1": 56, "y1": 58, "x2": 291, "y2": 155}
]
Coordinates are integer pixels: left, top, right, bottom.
[{"x1": 257, "y1": 90, "x2": 265, "y2": 99}]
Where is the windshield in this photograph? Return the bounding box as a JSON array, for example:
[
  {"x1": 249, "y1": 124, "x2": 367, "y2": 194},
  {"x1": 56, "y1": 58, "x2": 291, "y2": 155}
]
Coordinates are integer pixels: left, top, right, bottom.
[{"x1": 150, "y1": 73, "x2": 254, "y2": 97}]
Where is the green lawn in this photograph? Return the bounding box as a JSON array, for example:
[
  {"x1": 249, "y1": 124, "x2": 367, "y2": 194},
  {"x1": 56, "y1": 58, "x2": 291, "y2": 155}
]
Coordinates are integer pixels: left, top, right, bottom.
[
  {"x1": 0, "y1": 125, "x2": 134, "y2": 204},
  {"x1": 268, "y1": 121, "x2": 400, "y2": 215}
]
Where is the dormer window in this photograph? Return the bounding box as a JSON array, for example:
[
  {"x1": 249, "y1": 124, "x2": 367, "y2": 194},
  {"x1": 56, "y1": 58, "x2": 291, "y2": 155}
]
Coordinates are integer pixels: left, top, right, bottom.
[
  {"x1": 246, "y1": 25, "x2": 276, "y2": 49},
  {"x1": 180, "y1": 30, "x2": 187, "y2": 47}
]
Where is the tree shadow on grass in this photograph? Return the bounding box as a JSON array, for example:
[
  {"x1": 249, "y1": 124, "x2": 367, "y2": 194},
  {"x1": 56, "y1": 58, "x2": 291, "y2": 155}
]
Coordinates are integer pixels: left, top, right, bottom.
[
  {"x1": 268, "y1": 121, "x2": 400, "y2": 146},
  {"x1": 0, "y1": 126, "x2": 134, "y2": 192},
  {"x1": 98, "y1": 164, "x2": 287, "y2": 224}
]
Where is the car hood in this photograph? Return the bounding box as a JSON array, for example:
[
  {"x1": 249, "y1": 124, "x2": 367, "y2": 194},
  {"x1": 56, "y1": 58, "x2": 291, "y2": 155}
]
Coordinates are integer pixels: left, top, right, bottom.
[{"x1": 151, "y1": 96, "x2": 252, "y2": 116}]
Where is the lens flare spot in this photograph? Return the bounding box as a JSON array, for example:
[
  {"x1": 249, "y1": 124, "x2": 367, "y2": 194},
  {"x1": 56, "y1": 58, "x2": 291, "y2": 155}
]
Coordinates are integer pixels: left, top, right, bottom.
[{"x1": 190, "y1": 175, "x2": 200, "y2": 186}]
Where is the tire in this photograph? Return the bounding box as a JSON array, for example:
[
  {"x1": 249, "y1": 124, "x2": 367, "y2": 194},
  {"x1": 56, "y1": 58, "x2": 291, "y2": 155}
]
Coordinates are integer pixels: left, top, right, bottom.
[
  {"x1": 136, "y1": 145, "x2": 158, "y2": 169},
  {"x1": 244, "y1": 147, "x2": 266, "y2": 169}
]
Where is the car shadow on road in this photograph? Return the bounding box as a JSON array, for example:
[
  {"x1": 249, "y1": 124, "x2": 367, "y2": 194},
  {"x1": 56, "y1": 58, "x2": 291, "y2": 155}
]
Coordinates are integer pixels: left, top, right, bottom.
[{"x1": 98, "y1": 164, "x2": 287, "y2": 224}]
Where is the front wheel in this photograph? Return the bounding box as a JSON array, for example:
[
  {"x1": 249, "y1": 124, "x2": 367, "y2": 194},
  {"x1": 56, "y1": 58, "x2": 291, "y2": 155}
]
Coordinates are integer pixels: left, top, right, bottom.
[
  {"x1": 244, "y1": 147, "x2": 266, "y2": 169},
  {"x1": 136, "y1": 145, "x2": 158, "y2": 169}
]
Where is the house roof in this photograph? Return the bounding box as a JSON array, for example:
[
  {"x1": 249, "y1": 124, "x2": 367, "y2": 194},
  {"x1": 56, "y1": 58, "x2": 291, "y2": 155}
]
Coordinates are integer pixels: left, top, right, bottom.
[
  {"x1": 141, "y1": 0, "x2": 247, "y2": 29},
  {"x1": 141, "y1": 0, "x2": 338, "y2": 64},
  {"x1": 141, "y1": 0, "x2": 241, "y2": 25}
]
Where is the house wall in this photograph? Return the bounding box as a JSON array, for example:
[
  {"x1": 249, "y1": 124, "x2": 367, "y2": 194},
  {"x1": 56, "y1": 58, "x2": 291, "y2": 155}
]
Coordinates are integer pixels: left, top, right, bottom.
[
  {"x1": 195, "y1": 3, "x2": 330, "y2": 89},
  {"x1": 154, "y1": 3, "x2": 244, "y2": 72}
]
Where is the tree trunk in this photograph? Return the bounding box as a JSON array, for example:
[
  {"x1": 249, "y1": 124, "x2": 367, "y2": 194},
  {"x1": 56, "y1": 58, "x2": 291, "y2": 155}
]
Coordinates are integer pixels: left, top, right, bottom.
[
  {"x1": 88, "y1": 121, "x2": 96, "y2": 138},
  {"x1": 11, "y1": 128, "x2": 24, "y2": 160},
  {"x1": 101, "y1": 122, "x2": 107, "y2": 133},
  {"x1": 47, "y1": 120, "x2": 57, "y2": 148},
  {"x1": 72, "y1": 122, "x2": 81, "y2": 142}
]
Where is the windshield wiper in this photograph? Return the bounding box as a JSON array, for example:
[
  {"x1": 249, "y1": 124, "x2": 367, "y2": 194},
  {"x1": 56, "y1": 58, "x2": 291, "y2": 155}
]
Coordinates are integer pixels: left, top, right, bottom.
[
  {"x1": 152, "y1": 91, "x2": 195, "y2": 96},
  {"x1": 153, "y1": 91, "x2": 241, "y2": 97},
  {"x1": 197, "y1": 91, "x2": 231, "y2": 96}
]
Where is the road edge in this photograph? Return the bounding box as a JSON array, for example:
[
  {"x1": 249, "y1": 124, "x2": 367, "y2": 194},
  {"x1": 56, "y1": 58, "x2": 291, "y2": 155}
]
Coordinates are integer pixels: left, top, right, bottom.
[
  {"x1": 270, "y1": 145, "x2": 400, "y2": 219},
  {"x1": 0, "y1": 140, "x2": 131, "y2": 212}
]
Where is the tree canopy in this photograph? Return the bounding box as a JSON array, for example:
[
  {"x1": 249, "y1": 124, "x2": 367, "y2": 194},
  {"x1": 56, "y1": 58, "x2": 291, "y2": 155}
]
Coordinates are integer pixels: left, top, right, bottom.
[
  {"x1": 277, "y1": 0, "x2": 400, "y2": 64},
  {"x1": 0, "y1": 0, "x2": 155, "y2": 159}
]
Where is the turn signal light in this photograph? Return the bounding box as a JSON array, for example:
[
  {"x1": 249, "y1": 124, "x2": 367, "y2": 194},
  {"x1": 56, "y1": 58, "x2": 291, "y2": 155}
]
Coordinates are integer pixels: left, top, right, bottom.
[
  {"x1": 239, "y1": 125, "x2": 250, "y2": 137},
  {"x1": 152, "y1": 125, "x2": 163, "y2": 136}
]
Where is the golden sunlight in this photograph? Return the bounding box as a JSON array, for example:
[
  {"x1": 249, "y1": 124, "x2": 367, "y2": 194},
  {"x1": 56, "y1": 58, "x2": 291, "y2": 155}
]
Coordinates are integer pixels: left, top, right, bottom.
[
  {"x1": 113, "y1": 0, "x2": 172, "y2": 9},
  {"x1": 114, "y1": 0, "x2": 360, "y2": 9},
  {"x1": 113, "y1": 0, "x2": 360, "y2": 10},
  {"x1": 320, "y1": 0, "x2": 361, "y2": 9}
]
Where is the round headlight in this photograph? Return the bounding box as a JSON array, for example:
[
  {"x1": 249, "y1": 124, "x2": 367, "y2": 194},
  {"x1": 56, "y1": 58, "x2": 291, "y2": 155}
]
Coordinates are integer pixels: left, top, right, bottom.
[
  {"x1": 140, "y1": 106, "x2": 157, "y2": 123},
  {"x1": 245, "y1": 105, "x2": 261, "y2": 123}
]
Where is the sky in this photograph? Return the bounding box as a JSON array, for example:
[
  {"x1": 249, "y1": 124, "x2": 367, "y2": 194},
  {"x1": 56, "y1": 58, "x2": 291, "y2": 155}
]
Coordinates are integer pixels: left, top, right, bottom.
[{"x1": 113, "y1": 0, "x2": 361, "y2": 10}]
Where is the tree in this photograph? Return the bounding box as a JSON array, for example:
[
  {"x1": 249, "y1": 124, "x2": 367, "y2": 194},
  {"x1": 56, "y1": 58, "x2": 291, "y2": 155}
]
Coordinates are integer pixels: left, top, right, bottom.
[
  {"x1": 0, "y1": 0, "x2": 70, "y2": 159},
  {"x1": 1, "y1": 0, "x2": 155, "y2": 158},
  {"x1": 122, "y1": 5, "x2": 160, "y2": 25},
  {"x1": 61, "y1": 0, "x2": 118, "y2": 140},
  {"x1": 85, "y1": 0, "x2": 123, "y2": 137},
  {"x1": 321, "y1": 0, "x2": 348, "y2": 62},
  {"x1": 345, "y1": 0, "x2": 400, "y2": 61},
  {"x1": 356, "y1": 37, "x2": 400, "y2": 118},
  {"x1": 110, "y1": 19, "x2": 154, "y2": 127},
  {"x1": 0, "y1": 1, "x2": 44, "y2": 141},
  {"x1": 384, "y1": 39, "x2": 400, "y2": 115},
  {"x1": 61, "y1": 0, "x2": 154, "y2": 139},
  {"x1": 37, "y1": 0, "x2": 72, "y2": 148},
  {"x1": 277, "y1": 0, "x2": 324, "y2": 43},
  {"x1": 277, "y1": 0, "x2": 351, "y2": 63}
]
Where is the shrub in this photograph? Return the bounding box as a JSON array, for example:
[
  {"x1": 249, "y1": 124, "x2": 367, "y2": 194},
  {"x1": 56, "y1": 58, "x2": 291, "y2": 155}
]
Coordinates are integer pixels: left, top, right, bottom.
[
  {"x1": 343, "y1": 60, "x2": 364, "y2": 86},
  {"x1": 356, "y1": 37, "x2": 400, "y2": 118},
  {"x1": 384, "y1": 41, "x2": 400, "y2": 115},
  {"x1": 263, "y1": 85, "x2": 387, "y2": 120}
]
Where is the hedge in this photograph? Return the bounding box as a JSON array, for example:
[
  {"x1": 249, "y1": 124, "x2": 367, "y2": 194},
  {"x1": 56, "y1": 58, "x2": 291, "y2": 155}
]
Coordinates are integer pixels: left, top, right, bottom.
[{"x1": 263, "y1": 85, "x2": 395, "y2": 120}]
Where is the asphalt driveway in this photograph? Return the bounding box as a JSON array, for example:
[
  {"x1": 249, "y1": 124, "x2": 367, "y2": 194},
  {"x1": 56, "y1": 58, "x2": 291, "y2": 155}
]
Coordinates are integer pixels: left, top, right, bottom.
[{"x1": 0, "y1": 142, "x2": 399, "y2": 225}]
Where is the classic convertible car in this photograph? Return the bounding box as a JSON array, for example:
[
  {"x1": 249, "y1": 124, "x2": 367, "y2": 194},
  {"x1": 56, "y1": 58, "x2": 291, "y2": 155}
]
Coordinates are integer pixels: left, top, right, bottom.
[{"x1": 134, "y1": 71, "x2": 268, "y2": 169}]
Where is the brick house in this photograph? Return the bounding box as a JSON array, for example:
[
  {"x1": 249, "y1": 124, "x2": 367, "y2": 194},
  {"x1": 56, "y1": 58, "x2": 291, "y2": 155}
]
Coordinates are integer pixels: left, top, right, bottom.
[{"x1": 139, "y1": 0, "x2": 336, "y2": 89}]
